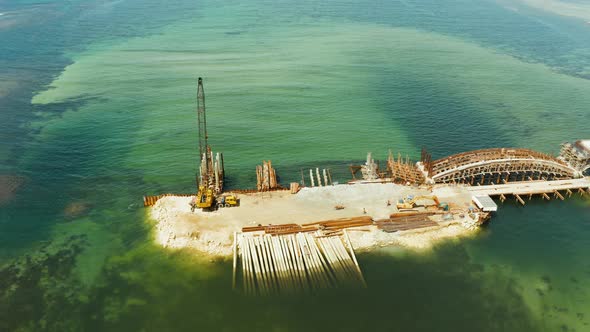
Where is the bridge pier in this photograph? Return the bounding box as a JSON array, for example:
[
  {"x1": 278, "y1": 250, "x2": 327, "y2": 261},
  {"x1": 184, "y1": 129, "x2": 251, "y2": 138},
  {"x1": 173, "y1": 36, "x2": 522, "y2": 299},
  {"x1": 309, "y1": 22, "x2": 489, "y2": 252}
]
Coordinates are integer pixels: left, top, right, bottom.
[{"x1": 554, "y1": 190, "x2": 565, "y2": 200}]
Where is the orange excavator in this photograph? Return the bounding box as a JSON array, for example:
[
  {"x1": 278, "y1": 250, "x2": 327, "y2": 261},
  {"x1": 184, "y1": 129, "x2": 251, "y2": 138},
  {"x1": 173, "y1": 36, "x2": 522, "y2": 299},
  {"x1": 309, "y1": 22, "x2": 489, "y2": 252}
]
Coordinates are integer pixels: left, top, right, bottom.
[{"x1": 396, "y1": 195, "x2": 441, "y2": 210}]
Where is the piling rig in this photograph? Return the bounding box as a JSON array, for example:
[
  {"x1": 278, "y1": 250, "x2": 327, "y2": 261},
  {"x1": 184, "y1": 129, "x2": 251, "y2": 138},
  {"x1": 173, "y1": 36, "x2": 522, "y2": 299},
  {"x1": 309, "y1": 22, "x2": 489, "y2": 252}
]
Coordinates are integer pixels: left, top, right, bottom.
[{"x1": 194, "y1": 77, "x2": 228, "y2": 210}]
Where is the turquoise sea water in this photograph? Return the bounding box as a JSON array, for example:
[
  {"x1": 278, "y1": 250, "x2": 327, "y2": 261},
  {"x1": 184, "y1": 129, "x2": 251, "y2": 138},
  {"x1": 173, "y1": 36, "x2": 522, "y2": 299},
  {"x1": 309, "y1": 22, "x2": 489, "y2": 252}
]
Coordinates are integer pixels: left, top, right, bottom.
[{"x1": 1, "y1": 0, "x2": 590, "y2": 331}]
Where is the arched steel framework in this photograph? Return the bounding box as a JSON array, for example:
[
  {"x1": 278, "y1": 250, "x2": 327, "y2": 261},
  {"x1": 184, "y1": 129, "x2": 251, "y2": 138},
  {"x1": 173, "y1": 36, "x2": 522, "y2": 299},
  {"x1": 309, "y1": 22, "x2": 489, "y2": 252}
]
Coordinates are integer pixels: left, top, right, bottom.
[{"x1": 428, "y1": 148, "x2": 577, "y2": 184}]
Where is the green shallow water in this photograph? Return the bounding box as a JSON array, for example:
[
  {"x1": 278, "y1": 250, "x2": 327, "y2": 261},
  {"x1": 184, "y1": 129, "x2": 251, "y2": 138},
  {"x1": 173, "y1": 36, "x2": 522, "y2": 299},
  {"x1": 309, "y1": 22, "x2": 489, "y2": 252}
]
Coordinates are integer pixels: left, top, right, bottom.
[{"x1": 1, "y1": 0, "x2": 590, "y2": 331}]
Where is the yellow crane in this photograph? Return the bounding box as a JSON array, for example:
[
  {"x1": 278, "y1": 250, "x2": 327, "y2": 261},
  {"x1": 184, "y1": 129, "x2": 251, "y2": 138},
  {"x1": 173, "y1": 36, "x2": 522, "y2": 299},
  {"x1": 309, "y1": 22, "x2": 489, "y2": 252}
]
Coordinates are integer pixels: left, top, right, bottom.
[
  {"x1": 194, "y1": 77, "x2": 216, "y2": 210},
  {"x1": 195, "y1": 186, "x2": 214, "y2": 209},
  {"x1": 191, "y1": 77, "x2": 237, "y2": 211}
]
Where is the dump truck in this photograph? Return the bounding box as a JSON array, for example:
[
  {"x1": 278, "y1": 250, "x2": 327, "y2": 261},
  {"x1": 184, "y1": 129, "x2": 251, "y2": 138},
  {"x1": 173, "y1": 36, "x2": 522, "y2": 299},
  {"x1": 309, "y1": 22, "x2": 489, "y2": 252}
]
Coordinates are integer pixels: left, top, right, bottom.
[{"x1": 217, "y1": 194, "x2": 240, "y2": 208}]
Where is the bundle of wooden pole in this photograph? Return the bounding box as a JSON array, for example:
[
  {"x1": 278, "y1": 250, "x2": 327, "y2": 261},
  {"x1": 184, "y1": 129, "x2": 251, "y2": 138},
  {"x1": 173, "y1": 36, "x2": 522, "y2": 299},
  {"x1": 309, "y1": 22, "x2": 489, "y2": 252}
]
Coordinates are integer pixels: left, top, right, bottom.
[
  {"x1": 264, "y1": 224, "x2": 302, "y2": 234},
  {"x1": 242, "y1": 225, "x2": 267, "y2": 232},
  {"x1": 290, "y1": 182, "x2": 300, "y2": 194},
  {"x1": 377, "y1": 220, "x2": 438, "y2": 233},
  {"x1": 377, "y1": 212, "x2": 439, "y2": 232},
  {"x1": 389, "y1": 211, "x2": 437, "y2": 220},
  {"x1": 256, "y1": 160, "x2": 278, "y2": 191},
  {"x1": 268, "y1": 227, "x2": 318, "y2": 236},
  {"x1": 302, "y1": 216, "x2": 374, "y2": 231},
  {"x1": 241, "y1": 216, "x2": 374, "y2": 234}
]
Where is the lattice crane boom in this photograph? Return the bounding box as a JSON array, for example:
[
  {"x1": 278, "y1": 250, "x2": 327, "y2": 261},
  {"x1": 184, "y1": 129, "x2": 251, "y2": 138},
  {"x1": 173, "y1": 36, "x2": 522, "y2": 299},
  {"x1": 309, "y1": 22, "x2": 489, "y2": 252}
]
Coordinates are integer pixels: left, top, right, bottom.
[{"x1": 197, "y1": 77, "x2": 211, "y2": 187}]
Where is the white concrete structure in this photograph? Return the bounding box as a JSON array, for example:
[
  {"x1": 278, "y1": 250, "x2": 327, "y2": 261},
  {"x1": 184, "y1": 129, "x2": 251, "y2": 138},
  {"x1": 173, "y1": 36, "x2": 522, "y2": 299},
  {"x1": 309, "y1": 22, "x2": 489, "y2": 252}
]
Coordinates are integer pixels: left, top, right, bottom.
[{"x1": 472, "y1": 195, "x2": 498, "y2": 212}]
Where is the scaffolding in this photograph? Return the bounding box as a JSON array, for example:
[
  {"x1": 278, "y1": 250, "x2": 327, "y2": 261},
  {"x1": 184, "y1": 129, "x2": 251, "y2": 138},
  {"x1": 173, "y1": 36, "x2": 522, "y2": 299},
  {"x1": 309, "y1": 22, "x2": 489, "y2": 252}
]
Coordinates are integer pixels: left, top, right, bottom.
[
  {"x1": 559, "y1": 140, "x2": 590, "y2": 175},
  {"x1": 387, "y1": 150, "x2": 425, "y2": 184}
]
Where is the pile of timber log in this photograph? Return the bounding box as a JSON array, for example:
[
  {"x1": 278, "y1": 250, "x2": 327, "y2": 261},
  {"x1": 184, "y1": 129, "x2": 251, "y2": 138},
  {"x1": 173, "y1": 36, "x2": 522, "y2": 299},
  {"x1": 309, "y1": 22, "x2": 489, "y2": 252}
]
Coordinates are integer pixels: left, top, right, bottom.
[
  {"x1": 376, "y1": 220, "x2": 438, "y2": 233},
  {"x1": 241, "y1": 216, "x2": 374, "y2": 235},
  {"x1": 265, "y1": 224, "x2": 317, "y2": 236},
  {"x1": 242, "y1": 223, "x2": 316, "y2": 235},
  {"x1": 389, "y1": 211, "x2": 437, "y2": 220},
  {"x1": 301, "y1": 216, "x2": 374, "y2": 231},
  {"x1": 256, "y1": 160, "x2": 278, "y2": 191},
  {"x1": 242, "y1": 225, "x2": 266, "y2": 232},
  {"x1": 290, "y1": 182, "x2": 300, "y2": 194},
  {"x1": 377, "y1": 211, "x2": 439, "y2": 233}
]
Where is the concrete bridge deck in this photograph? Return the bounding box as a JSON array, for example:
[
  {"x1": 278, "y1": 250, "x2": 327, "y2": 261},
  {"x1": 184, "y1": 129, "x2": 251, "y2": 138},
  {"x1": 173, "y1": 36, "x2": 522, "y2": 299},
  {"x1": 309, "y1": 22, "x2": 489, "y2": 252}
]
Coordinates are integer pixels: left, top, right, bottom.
[{"x1": 465, "y1": 177, "x2": 590, "y2": 197}]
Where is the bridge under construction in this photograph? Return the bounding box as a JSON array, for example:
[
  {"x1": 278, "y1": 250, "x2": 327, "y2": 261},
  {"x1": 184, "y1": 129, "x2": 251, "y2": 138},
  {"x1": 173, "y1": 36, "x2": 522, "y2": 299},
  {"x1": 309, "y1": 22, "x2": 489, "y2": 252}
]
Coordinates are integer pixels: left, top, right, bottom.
[
  {"x1": 143, "y1": 79, "x2": 590, "y2": 295},
  {"x1": 347, "y1": 140, "x2": 590, "y2": 208},
  {"x1": 355, "y1": 141, "x2": 590, "y2": 186}
]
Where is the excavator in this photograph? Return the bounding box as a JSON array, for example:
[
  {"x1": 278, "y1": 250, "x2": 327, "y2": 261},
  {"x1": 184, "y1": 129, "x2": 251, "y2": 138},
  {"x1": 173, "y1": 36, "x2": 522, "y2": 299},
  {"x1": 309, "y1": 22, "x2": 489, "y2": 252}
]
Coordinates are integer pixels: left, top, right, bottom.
[{"x1": 396, "y1": 195, "x2": 442, "y2": 210}]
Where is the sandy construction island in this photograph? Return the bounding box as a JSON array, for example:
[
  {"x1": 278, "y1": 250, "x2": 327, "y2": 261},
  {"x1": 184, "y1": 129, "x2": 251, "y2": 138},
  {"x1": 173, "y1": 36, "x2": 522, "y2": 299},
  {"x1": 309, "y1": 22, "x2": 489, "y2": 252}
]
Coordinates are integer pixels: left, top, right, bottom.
[{"x1": 149, "y1": 183, "x2": 485, "y2": 256}]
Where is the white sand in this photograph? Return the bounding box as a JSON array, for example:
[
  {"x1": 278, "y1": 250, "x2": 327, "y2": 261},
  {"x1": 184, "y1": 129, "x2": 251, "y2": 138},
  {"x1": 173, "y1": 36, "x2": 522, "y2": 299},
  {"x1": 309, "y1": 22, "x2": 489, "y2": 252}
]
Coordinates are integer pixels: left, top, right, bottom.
[
  {"x1": 149, "y1": 183, "x2": 479, "y2": 256},
  {"x1": 347, "y1": 223, "x2": 478, "y2": 252}
]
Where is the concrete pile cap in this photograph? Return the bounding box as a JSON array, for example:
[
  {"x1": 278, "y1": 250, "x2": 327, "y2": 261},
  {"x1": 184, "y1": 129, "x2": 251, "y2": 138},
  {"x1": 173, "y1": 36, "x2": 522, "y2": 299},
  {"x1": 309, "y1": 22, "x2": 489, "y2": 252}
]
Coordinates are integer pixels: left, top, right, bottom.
[{"x1": 472, "y1": 195, "x2": 498, "y2": 212}]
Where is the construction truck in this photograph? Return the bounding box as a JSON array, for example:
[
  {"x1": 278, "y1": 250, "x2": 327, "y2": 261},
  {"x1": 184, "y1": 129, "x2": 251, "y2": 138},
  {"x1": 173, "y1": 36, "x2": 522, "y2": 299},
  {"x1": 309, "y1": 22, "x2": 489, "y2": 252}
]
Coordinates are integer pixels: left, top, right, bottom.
[
  {"x1": 216, "y1": 194, "x2": 240, "y2": 208},
  {"x1": 396, "y1": 195, "x2": 440, "y2": 210}
]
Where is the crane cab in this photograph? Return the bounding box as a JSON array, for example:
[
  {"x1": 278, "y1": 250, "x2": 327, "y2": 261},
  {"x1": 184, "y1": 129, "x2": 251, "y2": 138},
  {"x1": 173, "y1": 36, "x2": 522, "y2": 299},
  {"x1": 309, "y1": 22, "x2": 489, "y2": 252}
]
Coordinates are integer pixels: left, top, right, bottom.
[{"x1": 195, "y1": 186, "x2": 214, "y2": 209}]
